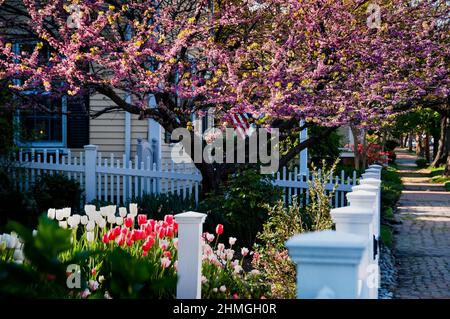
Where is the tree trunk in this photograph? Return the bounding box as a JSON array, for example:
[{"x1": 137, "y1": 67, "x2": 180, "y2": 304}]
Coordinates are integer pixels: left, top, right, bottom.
[
  {"x1": 351, "y1": 126, "x2": 361, "y2": 170},
  {"x1": 424, "y1": 133, "x2": 430, "y2": 162},
  {"x1": 408, "y1": 134, "x2": 413, "y2": 152},
  {"x1": 361, "y1": 130, "x2": 367, "y2": 169},
  {"x1": 432, "y1": 115, "x2": 449, "y2": 167}
]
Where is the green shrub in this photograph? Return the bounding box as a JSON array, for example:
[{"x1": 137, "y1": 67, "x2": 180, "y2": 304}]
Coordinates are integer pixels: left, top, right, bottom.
[
  {"x1": 253, "y1": 161, "x2": 337, "y2": 298},
  {"x1": 199, "y1": 169, "x2": 281, "y2": 248},
  {"x1": 0, "y1": 168, "x2": 38, "y2": 229},
  {"x1": 415, "y1": 158, "x2": 428, "y2": 169},
  {"x1": 380, "y1": 224, "x2": 393, "y2": 248},
  {"x1": 32, "y1": 173, "x2": 83, "y2": 214},
  {"x1": 381, "y1": 167, "x2": 403, "y2": 214},
  {"x1": 132, "y1": 193, "x2": 195, "y2": 220}
]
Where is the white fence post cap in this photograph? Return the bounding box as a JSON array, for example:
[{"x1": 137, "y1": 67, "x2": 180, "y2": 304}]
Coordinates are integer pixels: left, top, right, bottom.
[
  {"x1": 362, "y1": 172, "x2": 379, "y2": 179},
  {"x1": 331, "y1": 206, "x2": 374, "y2": 224},
  {"x1": 286, "y1": 230, "x2": 366, "y2": 264},
  {"x1": 369, "y1": 164, "x2": 382, "y2": 169},
  {"x1": 364, "y1": 168, "x2": 381, "y2": 175},
  {"x1": 359, "y1": 178, "x2": 382, "y2": 187},
  {"x1": 175, "y1": 211, "x2": 207, "y2": 224},
  {"x1": 84, "y1": 144, "x2": 98, "y2": 150}
]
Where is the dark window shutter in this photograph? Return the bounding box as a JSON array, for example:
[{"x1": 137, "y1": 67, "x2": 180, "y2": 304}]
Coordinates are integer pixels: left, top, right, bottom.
[{"x1": 67, "y1": 94, "x2": 89, "y2": 148}]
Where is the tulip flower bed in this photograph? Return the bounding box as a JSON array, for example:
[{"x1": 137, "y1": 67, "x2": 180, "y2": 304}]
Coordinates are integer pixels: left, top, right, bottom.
[{"x1": 0, "y1": 204, "x2": 270, "y2": 299}]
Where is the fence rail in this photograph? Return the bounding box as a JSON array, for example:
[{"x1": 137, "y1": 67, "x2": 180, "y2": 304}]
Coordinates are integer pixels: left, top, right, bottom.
[{"x1": 273, "y1": 166, "x2": 357, "y2": 208}]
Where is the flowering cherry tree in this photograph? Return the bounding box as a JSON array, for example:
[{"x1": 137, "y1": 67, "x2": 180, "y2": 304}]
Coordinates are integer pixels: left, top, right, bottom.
[{"x1": 0, "y1": 0, "x2": 448, "y2": 186}]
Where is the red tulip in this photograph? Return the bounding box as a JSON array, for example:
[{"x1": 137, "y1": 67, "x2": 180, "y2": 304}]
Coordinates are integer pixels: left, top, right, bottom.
[
  {"x1": 142, "y1": 236, "x2": 155, "y2": 252},
  {"x1": 124, "y1": 217, "x2": 133, "y2": 228},
  {"x1": 158, "y1": 228, "x2": 166, "y2": 239},
  {"x1": 142, "y1": 251, "x2": 148, "y2": 257},
  {"x1": 126, "y1": 238, "x2": 133, "y2": 247},
  {"x1": 166, "y1": 226, "x2": 174, "y2": 237},
  {"x1": 137, "y1": 214, "x2": 147, "y2": 226},
  {"x1": 215, "y1": 224, "x2": 224, "y2": 236},
  {"x1": 113, "y1": 226, "x2": 121, "y2": 237},
  {"x1": 163, "y1": 251, "x2": 171, "y2": 258},
  {"x1": 173, "y1": 222, "x2": 178, "y2": 233},
  {"x1": 102, "y1": 233, "x2": 109, "y2": 244},
  {"x1": 164, "y1": 214, "x2": 174, "y2": 225},
  {"x1": 91, "y1": 268, "x2": 97, "y2": 276}
]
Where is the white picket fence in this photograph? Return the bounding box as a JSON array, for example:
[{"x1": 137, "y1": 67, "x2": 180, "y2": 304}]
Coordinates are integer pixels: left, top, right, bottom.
[
  {"x1": 12, "y1": 145, "x2": 202, "y2": 205},
  {"x1": 11, "y1": 144, "x2": 357, "y2": 209},
  {"x1": 273, "y1": 167, "x2": 357, "y2": 208}
]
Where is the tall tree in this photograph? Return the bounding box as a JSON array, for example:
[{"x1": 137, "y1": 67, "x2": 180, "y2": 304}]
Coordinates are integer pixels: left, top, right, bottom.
[{"x1": 0, "y1": 0, "x2": 447, "y2": 188}]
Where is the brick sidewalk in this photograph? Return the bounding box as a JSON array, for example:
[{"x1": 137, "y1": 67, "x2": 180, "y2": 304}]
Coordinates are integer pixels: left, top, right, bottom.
[{"x1": 393, "y1": 150, "x2": 450, "y2": 299}]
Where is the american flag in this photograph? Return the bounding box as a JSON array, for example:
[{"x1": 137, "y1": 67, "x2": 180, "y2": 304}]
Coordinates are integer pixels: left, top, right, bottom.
[{"x1": 231, "y1": 113, "x2": 255, "y2": 139}]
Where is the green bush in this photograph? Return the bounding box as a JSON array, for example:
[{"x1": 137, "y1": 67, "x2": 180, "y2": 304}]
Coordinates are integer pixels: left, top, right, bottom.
[
  {"x1": 415, "y1": 158, "x2": 428, "y2": 169},
  {"x1": 0, "y1": 168, "x2": 38, "y2": 229},
  {"x1": 199, "y1": 169, "x2": 281, "y2": 248},
  {"x1": 381, "y1": 167, "x2": 403, "y2": 214},
  {"x1": 32, "y1": 173, "x2": 84, "y2": 214},
  {"x1": 132, "y1": 193, "x2": 195, "y2": 220}
]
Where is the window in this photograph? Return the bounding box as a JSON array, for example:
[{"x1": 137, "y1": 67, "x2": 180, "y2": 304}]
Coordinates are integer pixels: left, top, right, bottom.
[{"x1": 12, "y1": 41, "x2": 67, "y2": 148}]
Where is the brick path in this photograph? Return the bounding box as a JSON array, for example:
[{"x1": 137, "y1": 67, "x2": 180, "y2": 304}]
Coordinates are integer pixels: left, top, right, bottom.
[{"x1": 393, "y1": 150, "x2": 450, "y2": 299}]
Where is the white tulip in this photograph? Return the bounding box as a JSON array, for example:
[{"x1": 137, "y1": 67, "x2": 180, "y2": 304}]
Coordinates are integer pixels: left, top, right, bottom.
[
  {"x1": 93, "y1": 211, "x2": 103, "y2": 223},
  {"x1": 47, "y1": 208, "x2": 56, "y2": 220},
  {"x1": 55, "y1": 209, "x2": 64, "y2": 221},
  {"x1": 100, "y1": 207, "x2": 108, "y2": 217},
  {"x1": 97, "y1": 218, "x2": 106, "y2": 229},
  {"x1": 80, "y1": 215, "x2": 89, "y2": 225},
  {"x1": 108, "y1": 205, "x2": 116, "y2": 216},
  {"x1": 129, "y1": 203, "x2": 138, "y2": 216},
  {"x1": 72, "y1": 214, "x2": 81, "y2": 225},
  {"x1": 84, "y1": 205, "x2": 96, "y2": 214},
  {"x1": 115, "y1": 217, "x2": 123, "y2": 225},
  {"x1": 8, "y1": 234, "x2": 17, "y2": 249},
  {"x1": 63, "y1": 207, "x2": 71, "y2": 218},
  {"x1": 107, "y1": 214, "x2": 116, "y2": 224},
  {"x1": 59, "y1": 221, "x2": 68, "y2": 229},
  {"x1": 119, "y1": 207, "x2": 127, "y2": 217},
  {"x1": 13, "y1": 249, "x2": 24, "y2": 261},
  {"x1": 67, "y1": 216, "x2": 74, "y2": 228},
  {"x1": 32, "y1": 230, "x2": 38, "y2": 237},
  {"x1": 86, "y1": 220, "x2": 95, "y2": 232},
  {"x1": 14, "y1": 260, "x2": 23, "y2": 265},
  {"x1": 86, "y1": 231, "x2": 95, "y2": 242}
]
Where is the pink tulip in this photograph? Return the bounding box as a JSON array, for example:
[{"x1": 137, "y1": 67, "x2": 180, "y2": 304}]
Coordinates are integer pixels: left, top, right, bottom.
[
  {"x1": 161, "y1": 257, "x2": 171, "y2": 268},
  {"x1": 241, "y1": 247, "x2": 249, "y2": 257}
]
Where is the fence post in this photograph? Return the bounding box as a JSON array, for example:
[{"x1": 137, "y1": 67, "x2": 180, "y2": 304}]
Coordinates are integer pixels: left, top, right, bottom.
[
  {"x1": 333, "y1": 190, "x2": 377, "y2": 299},
  {"x1": 286, "y1": 230, "x2": 366, "y2": 299},
  {"x1": 84, "y1": 145, "x2": 98, "y2": 203},
  {"x1": 174, "y1": 211, "x2": 207, "y2": 299}
]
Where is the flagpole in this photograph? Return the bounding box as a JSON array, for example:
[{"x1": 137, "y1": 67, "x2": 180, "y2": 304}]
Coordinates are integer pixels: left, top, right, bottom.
[{"x1": 299, "y1": 120, "x2": 308, "y2": 176}]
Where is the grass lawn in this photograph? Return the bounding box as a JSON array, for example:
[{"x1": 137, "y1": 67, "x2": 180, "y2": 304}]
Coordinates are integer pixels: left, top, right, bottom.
[{"x1": 429, "y1": 166, "x2": 450, "y2": 190}]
